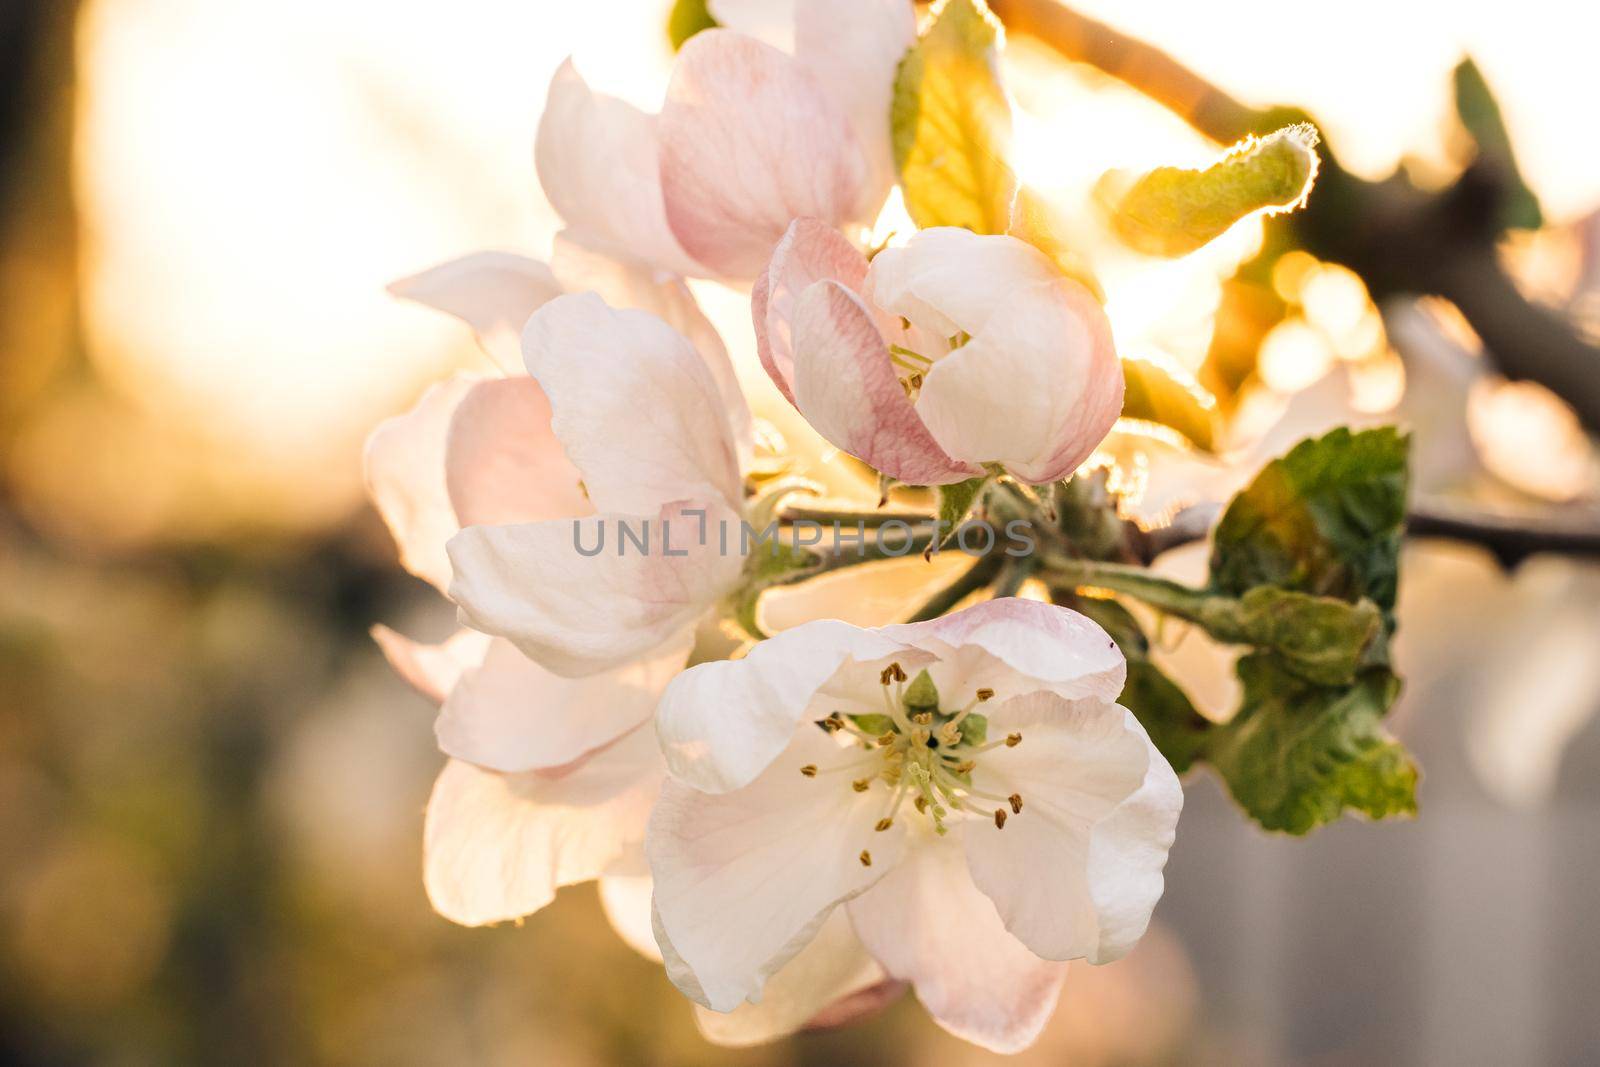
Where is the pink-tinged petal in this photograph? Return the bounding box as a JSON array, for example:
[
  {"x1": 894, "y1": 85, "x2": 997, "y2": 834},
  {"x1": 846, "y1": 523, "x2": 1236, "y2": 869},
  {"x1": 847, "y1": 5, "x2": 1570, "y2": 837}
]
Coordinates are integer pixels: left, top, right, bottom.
[
  {"x1": 958, "y1": 692, "x2": 1181, "y2": 964},
  {"x1": 847, "y1": 832, "x2": 1069, "y2": 1053},
  {"x1": 388, "y1": 252, "x2": 563, "y2": 371},
  {"x1": 706, "y1": 0, "x2": 795, "y2": 50},
  {"x1": 551, "y1": 232, "x2": 752, "y2": 461},
  {"x1": 597, "y1": 873, "x2": 663, "y2": 962},
  {"x1": 867, "y1": 228, "x2": 1062, "y2": 338},
  {"x1": 363, "y1": 374, "x2": 476, "y2": 592},
  {"x1": 753, "y1": 218, "x2": 870, "y2": 404},
  {"x1": 436, "y1": 631, "x2": 692, "y2": 773},
  {"x1": 695, "y1": 909, "x2": 887, "y2": 1047},
  {"x1": 883, "y1": 597, "x2": 1126, "y2": 706},
  {"x1": 448, "y1": 500, "x2": 741, "y2": 677},
  {"x1": 793, "y1": 0, "x2": 915, "y2": 215},
  {"x1": 659, "y1": 31, "x2": 869, "y2": 280},
  {"x1": 647, "y1": 727, "x2": 909, "y2": 1012},
  {"x1": 535, "y1": 59, "x2": 702, "y2": 278},
  {"x1": 423, "y1": 726, "x2": 663, "y2": 927},
  {"x1": 916, "y1": 276, "x2": 1122, "y2": 483},
  {"x1": 790, "y1": 280, "x2": 982, "y2": 485},
  {"x1": 444, "y1": 377, "x2": 591, "y2": 528},
  {"x1": 522, "y1": 292, "x2": 742, "y2": 515},
  {"x1": 370, "y1": 625, "x2": 492, "y2": 705},
  {"x1": 801, "y1": 977, "x2": 907, "y2": 1031},
  {"x1": 655, "y1": 617, "x2": 919, "y2": 793}
]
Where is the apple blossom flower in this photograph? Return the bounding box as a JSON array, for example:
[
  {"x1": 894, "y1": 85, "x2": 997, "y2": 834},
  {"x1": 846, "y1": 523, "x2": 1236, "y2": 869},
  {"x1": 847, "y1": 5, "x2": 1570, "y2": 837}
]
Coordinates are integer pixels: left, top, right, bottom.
[
  {"x1": 365, "y1": 245, "x2": 749, "y2": 931},
  {"x1": 753, "y1": 219, "x2": 1126, "y2": 485},
  {"x1": 648, "y1": 597, "x2": 1182, "y2": 1052},
  {"x1": 537, "y1": 0, "x2": 914, "y2": 281}
]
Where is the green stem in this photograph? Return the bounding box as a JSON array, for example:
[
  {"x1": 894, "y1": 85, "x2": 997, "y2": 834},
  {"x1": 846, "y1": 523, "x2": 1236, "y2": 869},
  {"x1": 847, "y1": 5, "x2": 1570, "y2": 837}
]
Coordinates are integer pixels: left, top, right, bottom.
[
  {"x1": 1042, "y1": 557, "x2": 1211, "y2": 620},
  {"x1": 906, "y1": 554, "x2": 1005, "y2": 622}
]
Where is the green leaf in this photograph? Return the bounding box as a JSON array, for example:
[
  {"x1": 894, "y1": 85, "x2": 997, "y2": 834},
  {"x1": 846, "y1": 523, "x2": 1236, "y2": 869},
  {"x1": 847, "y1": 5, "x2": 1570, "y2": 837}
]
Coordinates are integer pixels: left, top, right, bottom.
[
  {"x1": 667, "y1": 0, "x2": 717, "y2": 50},
  {"x1": 1107, "y1": 123, "x2": 1320, "y2": 257},
  {"x1": 936, "y1": 475, "x2": 989, "y2": 548},
  {"x1": 891, "y1": 0, "x2": 1017, "y2": 234},
  {"x1": 1120, "y1": 357, "x2": 1218, "y2": 451},
  {"x1": 1207, "y1": 654, "x2": 1417, "y2": 834},
  {"x1": 1210, "y1": 426, "x2": 1410, "y2": 619},
  {"x1": 1197, "y1": 586, "x2": 1383, "y2": 687},
  {"x1": 1452, "y1": 58, "x2": 1542, "y2": 231}
]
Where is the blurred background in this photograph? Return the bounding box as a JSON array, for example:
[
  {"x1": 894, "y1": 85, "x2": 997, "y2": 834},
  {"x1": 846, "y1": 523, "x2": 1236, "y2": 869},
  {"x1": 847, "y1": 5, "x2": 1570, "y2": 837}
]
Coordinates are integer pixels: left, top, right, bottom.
[{"x1": 2, "y1": 0, "x2": 1599, "y2": 1063}]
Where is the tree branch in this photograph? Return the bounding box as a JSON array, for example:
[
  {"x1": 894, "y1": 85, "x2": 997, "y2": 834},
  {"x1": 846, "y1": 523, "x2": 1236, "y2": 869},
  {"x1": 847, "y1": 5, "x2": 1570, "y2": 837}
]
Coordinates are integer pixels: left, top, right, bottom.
[{"x1": 992, "y1": 0, "x2": 1600, "y2": 435}]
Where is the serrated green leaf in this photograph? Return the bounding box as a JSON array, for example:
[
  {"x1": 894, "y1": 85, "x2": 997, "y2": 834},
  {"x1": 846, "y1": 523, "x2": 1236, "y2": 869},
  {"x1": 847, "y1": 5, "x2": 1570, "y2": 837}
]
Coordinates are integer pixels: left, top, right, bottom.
[
  {"x1": 1197, "y1": 586, "x2": 1383, "y2": 687},
  {"x1": 1207, "y1": 654, "x2": 1417, "y2": 834},
  {"x1": 891, "y1": 0, "x2": 1016, "y2": 234},
  {"x1": 1210, "y1": 426, "x2": 1410, "y2": 619},
  {"x1": 1453, "y1": 58, "x2": 1541, "y2": 231},
  {"x1": 936, "y1": 475, "x2": 989, "y2": 548},
  {"x1": 1108, "y1": 124, "x2": 1320, "y2": 257},
  {"x1": 1121, "y1": 357, "x2": 1218, "y2": 451},
  {"x1": 667, "y1": 0, "x2": 717, "y2": 50}
]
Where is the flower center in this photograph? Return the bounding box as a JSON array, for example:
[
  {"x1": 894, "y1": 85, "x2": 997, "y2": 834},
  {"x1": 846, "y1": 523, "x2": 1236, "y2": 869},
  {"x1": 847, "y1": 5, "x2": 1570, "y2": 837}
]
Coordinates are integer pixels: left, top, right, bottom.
[{"x1": 801, "y1": 662, "x2": 1024, "y2": 866}]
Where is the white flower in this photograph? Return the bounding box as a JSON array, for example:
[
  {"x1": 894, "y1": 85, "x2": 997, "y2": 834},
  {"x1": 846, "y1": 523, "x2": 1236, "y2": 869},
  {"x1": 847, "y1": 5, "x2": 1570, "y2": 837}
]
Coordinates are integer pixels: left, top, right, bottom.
[
  {"x1": 647, "y1": 597, "x2": 1183, "y2": 1052},
  {"x1": 754, "y1": 221, "x2": 1124, "y2": 485},
  {"x1": 364, "y1": 248, "x2": 747, "y2": 932},
  {"x1": 538, "y1": 0, "x2": 914, "y2": 280}
]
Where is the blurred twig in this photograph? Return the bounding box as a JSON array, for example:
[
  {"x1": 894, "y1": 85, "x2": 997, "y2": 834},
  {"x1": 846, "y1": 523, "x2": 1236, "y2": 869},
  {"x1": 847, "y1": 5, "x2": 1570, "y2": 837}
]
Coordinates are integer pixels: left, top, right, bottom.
[{"x1": 991, "y1": 0, "x2": 1600, "y2": 434}]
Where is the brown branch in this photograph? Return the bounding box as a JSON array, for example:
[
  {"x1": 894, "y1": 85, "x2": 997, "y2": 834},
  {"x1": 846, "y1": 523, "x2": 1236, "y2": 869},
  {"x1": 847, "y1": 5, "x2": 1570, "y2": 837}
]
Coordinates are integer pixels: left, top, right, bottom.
[{"x1": 993, "y1": 0, "x2": 1600, "y2": 435}]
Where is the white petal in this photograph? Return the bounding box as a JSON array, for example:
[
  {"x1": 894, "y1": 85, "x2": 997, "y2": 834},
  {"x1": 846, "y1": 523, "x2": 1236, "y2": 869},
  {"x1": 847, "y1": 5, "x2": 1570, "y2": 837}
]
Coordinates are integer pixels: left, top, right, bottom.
[
  {"x1": 597, "y1": 874, "x2": 663, "y2": 962},
  {"x1": 448, "y1": 501, "x2": 740, "y2": 677},
  {"x1": 444, "y1": 376, "x2": 590, "y2": 528},
  {"x1": 388, "y1": 252, "x2": 563, "y2": 371},
  {"x1": 915, "y1": 276, "x2": 1122, "y2": 483},
  {"x1": 534, "y1": 59, "x2": 702, "y2": 277},
  {"x1": 423, "y1": 727, "x2": 663, "y2": 927},
  {"x1": 370, "y1": 625, "x2": 491, "y2": 705},
  {"x1": 695, "y1": 909, "x2": 887, "y2": 1047},
  {"x1": 847, "y1": 832, "x2": 1068, "y2": 1053},
  {"x1": 647, "y1": 729, "x2": 908, "y2": 1011},
  {"x1": 959, "y1": 693, "x2": 1181, "y2": 964},
  {"x1": 882, "y1": 596, "x2": 1126, "y2": 705},
  {"x1": 706, "y1": 0, "x2": 795, "y2": 50},
  {"x1": 522, "y1": 291, "x2": 742, "y2": 515},
  {"x1": 866, "y1": 228, "x2": 1061, "y2": 338},
  {"x1": 436, "y1": 633, "x2": 692, "y2": 773},
  {"x1": 550, "y1": 232, "x2": 752, "y2": 462},
  {"x1": 363, "y1": 374, "x2": 476, "y2": 591},
  {"x1": 793, "y1": 0, "x2": 915, "y2": 216},
  {"x1": 659, "y1": 31, "x2": 869, "y2": 279},
  {"x1": 655, "y1": 617, "x2": 918, "y2": 793}
]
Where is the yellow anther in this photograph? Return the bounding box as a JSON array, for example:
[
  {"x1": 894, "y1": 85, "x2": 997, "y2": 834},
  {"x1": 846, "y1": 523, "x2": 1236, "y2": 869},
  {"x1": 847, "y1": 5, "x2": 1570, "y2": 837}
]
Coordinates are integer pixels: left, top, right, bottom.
[
  {"x1": 976, "y1": 687, "x2": 995, "y2": 702},
  {"x1": 875, "y1": 732, "x2": 895, "y2": 747},
  {"x1": 800, "y1": 764, "x2": 818, "y2": 778},
  {"x1": 951, "y1": 759, "x2": 977, "y2": 774},
  {"x1": 859, "y1": 850, "x2": 873, "y2": 867},
  {"x1": 875, "y1": 818, "x2": 893, "y2": 832},
  {"x1": 994, "y1": 808, "x2": 1008, "y2": 829},
  {"x1": 878, "y1": 662, "x2": 906, "y2": 684},
  {"x1": 852, "y1": 779, "x2": 871, "y2": 793},
  {"x1": 1009, "y1": 793, "x2": 1024, "y2": 814},
  {"x1": 1006, "y1": 732, "x2": 1022, "y2": 747},
  {"x1": 914, "y1": 796, "x2": 928, "y2": 813},
  {"x1": 912, "y1": 711, "x2": 933, "y2": 726}
]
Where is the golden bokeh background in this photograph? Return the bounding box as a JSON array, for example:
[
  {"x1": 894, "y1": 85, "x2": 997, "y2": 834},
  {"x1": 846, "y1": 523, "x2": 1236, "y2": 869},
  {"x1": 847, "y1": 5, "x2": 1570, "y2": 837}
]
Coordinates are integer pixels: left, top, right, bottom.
[{"x1": 2, "y1": 1, "x2": 1599, "y2": 1063}]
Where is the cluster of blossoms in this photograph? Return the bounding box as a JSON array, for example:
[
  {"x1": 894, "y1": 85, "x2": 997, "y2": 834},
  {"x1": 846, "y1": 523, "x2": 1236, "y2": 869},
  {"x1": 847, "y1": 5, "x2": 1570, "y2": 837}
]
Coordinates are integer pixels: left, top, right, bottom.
[{"x1": 366, "y1": 0, "x2": 1181, "y2": 1052}]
